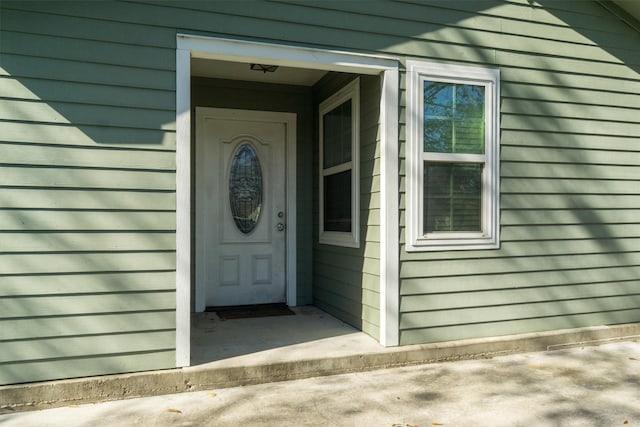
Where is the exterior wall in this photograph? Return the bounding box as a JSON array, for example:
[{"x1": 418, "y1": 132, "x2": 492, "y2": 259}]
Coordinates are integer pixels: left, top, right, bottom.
[
  {"x1": 312, "y1": 73, "x2": 382, "y2": 339},
  {"x1": 395, "y1": 1, "x2": 640, "y2": 344},
  {"x1": 0, "y1": 2, "x2": 178, "y2": 384},
  {"x1": 1, "y1": 0, "x2": 639, "y2": 384},
  {"x1": 191, "y1": 77, "x2": 314, "y2": 305}
]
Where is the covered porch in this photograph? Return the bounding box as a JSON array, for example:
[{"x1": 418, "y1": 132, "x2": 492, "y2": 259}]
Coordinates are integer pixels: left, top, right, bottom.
[{"x1": 176, "y1": 34, "x2": 402, "y2": 368}]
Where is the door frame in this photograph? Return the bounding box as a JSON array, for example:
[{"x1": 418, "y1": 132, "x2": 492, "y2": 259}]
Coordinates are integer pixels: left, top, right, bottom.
[
  {"x1": 194, "y1": 107, "x2": 297, "y2": 312},
  {"x1": 176, "y1": 34, "x2": 400, "y2": 367}
]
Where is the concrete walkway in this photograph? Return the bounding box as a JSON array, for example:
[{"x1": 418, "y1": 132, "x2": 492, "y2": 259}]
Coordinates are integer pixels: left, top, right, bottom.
[
  {"x1": 2, "y1": 306, "x2": 640, "y2": 416},
  {"x1": 1, "y1": 340, "x2": 639, "y2": 426}
]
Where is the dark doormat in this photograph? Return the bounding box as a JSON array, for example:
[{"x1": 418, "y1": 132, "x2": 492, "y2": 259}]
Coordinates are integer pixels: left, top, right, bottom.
[{"x1": 207, "y1": 303, "x2": 295, "y2": 320}]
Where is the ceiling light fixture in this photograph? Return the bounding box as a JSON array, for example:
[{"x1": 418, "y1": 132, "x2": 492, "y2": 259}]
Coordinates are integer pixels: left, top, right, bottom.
[{"x1": 250, "y1": 63, "x2": 278, "y2": 73}]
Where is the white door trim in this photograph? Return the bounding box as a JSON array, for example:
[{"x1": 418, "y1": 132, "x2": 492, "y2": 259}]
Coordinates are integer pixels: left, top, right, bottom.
[
  {"x1": 176, "y1": 34, "x2": 400, "y2": 367},
  {"x1": 194, "y1": 107, "x2": 296, "y2": 311}
]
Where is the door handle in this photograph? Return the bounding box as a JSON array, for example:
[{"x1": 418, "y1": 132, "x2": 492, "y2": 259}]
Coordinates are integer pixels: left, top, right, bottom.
[{"x1": 277, "y1": 223, "x2": 286, "y2": 231}]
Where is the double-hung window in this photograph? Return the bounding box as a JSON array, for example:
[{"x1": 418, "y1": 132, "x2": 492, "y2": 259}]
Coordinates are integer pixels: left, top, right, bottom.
[
  {"x1": 406, "y1": 61, "x2": 499, "y2": 251},
  {"x1": 319, "y1": 78, "x2": 360, "y2": 247}
]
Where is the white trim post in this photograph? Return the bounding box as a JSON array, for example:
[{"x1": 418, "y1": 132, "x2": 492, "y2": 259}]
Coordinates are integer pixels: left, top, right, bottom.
[
  {"x1": 379, "y1": 68, "x2": 400, "y2": 347},
  {"x1": 175, "y1": 47, "x2": 191, "y2": 367}
]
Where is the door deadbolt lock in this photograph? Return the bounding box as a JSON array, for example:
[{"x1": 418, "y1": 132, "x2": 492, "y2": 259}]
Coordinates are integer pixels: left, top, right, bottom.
[{"x1": 277, "y1": 223, "x2": 286, "y2": 231}]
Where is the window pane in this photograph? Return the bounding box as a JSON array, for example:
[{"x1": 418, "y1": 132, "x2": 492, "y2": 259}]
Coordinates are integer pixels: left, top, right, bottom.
[
  {"x1": 229, "y1": 144, "x2": 263, "y2": 234},
  {"x1": 323, "y1": 99, "x2": 352, "y2": 169},
  {"x1": 424, "y1": 82, "x2": 453, "y2": 117},
  {"x1": 453, "y1": 118, "x2": 484, "y2": 153},
  {"x1": 456, "y1": 84, "x2": 484, "y2": 119},
  {"x1": 424, "y1": 163, "x2": 482, "y2": 233},
  {"x1": 424, "y1": 118, "x2": 453, "y2": 153},
  {"x1": 423, "y1": 81, "x2": 485, "y2": 154},
  {"x1": 324, "y1": 170, "x2": 352, "y2": 232}
]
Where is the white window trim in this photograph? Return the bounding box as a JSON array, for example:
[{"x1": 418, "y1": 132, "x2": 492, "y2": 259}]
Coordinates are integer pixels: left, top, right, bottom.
[
  {"x1": 319, "y1": 78, "x2": 360, "y2": 248},
  {"x1": 406, "y1": 60, "x2": 500, "y2": 252}
]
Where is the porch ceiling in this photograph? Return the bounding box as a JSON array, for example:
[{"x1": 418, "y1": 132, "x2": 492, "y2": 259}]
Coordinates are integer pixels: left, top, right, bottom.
[{"x1": 191, "y1": 58, "x2": 328, "y2": 86}]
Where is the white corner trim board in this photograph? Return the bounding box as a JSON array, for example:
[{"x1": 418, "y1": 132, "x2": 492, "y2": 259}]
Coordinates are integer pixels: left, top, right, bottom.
[{"x1": 175, "y1": 47, "x2": 191, "y2": 368}]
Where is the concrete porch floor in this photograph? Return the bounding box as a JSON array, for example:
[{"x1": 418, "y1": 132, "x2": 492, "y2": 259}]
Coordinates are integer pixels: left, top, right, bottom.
[
  {"x1": 190, "y1": 305, "x2": 382, "y2": 367},
  {"x1": 183, "y1": 305, "x2": 640, "y2": 393}
]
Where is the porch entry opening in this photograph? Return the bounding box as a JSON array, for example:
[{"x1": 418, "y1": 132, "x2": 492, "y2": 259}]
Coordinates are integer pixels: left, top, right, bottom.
[{"x1": 196, "y1": 108, "x2": 288, "y2": 308}]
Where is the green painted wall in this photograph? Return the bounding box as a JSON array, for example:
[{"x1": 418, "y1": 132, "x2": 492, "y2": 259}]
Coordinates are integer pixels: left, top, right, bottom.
[
  {"x1": 393, "y1": 1, "x2": 640, "y2": 344},
  {"x1": 0, "y1": 1, "x2": 177, "y2": 384},
  {"x1": 312, "y1": 73, "x2": 382, "y2": 339},
  {"x1": 1, "y1": 0, "x2": 639, "y2": 383}
]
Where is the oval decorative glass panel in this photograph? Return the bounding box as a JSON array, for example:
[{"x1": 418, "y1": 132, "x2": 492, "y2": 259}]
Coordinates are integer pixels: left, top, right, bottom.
[{"x1": 229, "y1": 143, "x2": 263, "y2": 234}]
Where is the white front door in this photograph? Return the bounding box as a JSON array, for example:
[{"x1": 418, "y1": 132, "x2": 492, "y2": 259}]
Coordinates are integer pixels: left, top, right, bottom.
[{"x1": 196, "y1": 108, "x2": 289, "y2": 307}]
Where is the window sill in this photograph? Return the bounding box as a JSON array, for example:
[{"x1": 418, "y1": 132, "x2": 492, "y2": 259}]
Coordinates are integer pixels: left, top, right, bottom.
[
  {"x1": 406, "y1": 235, "x2": 499, "y2": 252},
  {"x1": 319, "y1": 231, "x2": 360, "y2": 248}
]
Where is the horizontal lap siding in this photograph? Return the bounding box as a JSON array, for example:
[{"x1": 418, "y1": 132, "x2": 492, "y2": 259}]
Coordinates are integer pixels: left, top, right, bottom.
[
  {"x1": 1, "y1": 0, "x2": 638, "y2": 382},
  {"x1": 393, "y1": 1, "x2": 640, "y2": 344},
  {"x1": 312, "y1": 73, "x2": 364, "y2": 331},
  {"x1": 358, "y1": 75, "x2": 382, "y2": 338},
  {"x1": 312, "y1": 74, "x2": 381, "y2": 339},
  {"x1": 0, "y1": 3, "x2": 176, "y2": 384}
]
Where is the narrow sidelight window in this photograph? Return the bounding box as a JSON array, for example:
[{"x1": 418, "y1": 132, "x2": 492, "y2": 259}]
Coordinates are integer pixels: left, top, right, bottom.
[{"x1": 319, "y1": 78, "x2": 360, "y2": 247}]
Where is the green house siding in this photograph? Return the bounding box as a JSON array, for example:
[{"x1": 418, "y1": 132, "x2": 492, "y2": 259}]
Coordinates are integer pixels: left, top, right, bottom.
[
  {"x1": 311, "y1": 73, "x2": 382, "y2": 339},
  {"x1": 1, "y1": 2, "x2": 177, "y2": 384},
  {"x1": 395, "y1": 1, "x2": 640, "y2": 344},
  {"x1": 0, "y1": 0, "x2": 638, "y2": 384}
]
